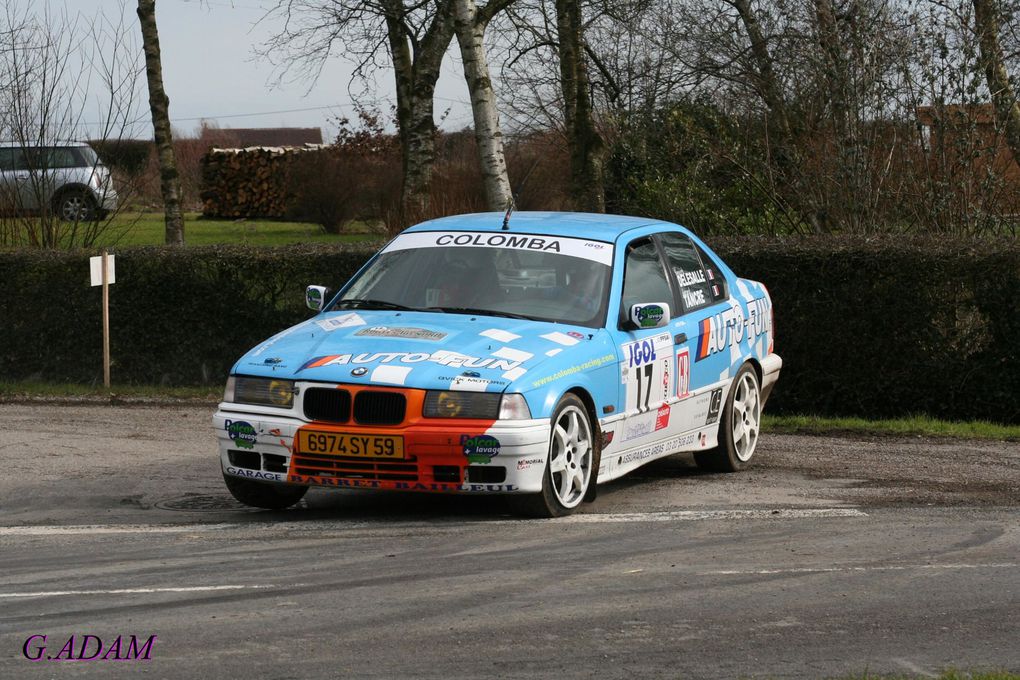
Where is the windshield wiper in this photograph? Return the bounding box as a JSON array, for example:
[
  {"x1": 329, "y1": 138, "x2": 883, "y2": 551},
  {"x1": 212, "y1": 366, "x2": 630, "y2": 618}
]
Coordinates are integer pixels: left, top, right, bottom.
[
  {"x1": 428, "y1": 306, "x2": 534, "y2": 320},
  {"x1": 333, "y1": 298, "x2": 417, "y2": 311}
]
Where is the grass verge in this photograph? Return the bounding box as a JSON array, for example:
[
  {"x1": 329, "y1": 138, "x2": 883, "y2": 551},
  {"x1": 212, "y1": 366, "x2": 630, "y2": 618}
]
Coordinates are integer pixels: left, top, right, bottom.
[
  {"x1": 104, "y1": 211, "x2": 385, "y2": 246},
  {"x1": 0, "y1": 381, "x2": 220, "y2": 403},
  {"x1": 764, "y1": 413, "x2": 1020, "y2": 441}
]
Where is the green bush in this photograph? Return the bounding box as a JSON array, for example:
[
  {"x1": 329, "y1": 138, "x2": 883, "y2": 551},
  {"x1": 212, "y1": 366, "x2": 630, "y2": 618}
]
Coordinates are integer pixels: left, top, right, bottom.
[{"x1": 1, "y1": 236, "x2": 1017, "y2": 423}]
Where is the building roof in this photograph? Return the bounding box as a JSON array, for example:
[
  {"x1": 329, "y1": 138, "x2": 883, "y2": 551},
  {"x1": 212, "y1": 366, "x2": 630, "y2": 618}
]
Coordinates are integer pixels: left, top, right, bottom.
[{"x1": 201, "y1": 127, "x2": 323, "y2": 147}]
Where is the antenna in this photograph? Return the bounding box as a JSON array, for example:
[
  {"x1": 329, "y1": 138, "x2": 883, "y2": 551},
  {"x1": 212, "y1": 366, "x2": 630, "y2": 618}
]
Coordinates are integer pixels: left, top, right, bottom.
[{"x1": 501, "y1": 194, "x2": 515, "y2": 230}]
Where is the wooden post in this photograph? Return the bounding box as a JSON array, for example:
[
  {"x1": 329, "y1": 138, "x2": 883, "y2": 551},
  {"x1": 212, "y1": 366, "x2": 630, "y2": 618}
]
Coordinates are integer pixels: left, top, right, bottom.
[{"x1": 102, "y1": 250, "x2": 110, "y2": 388}]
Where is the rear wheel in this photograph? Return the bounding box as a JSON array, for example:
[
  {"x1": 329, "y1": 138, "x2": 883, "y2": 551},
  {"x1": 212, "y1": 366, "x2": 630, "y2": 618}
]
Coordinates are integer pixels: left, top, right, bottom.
[
  {"x1": 222, "y1": 471, "x2": 308, "y2": 510},
  {"x1": 694, "y1": 363, "x2": 761, "y2": 472},
  {"x1": 55, "y1": 189, "x2": 96, "y2": 222},
  {"x1": 514, "y1": 394, "x2": 595, "y2": 518}
]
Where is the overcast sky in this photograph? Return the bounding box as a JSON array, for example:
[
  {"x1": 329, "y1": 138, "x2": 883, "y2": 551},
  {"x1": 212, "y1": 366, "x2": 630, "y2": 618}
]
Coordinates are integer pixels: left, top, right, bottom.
[{"x1": 72, "y1": 0, "x2": 474, "y2": 141}]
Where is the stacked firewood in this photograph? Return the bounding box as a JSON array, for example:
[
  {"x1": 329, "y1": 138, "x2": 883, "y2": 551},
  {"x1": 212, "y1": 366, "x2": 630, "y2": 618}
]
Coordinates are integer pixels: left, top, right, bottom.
[{"x1": 200, "y1": 146, "x2": 321, "y2": 218}]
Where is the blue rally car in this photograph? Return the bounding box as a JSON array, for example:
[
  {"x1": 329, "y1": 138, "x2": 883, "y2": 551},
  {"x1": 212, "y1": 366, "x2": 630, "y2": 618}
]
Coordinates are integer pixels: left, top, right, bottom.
[{"x1": 213, "y1": 212, "x2": 782, "y2": 517}]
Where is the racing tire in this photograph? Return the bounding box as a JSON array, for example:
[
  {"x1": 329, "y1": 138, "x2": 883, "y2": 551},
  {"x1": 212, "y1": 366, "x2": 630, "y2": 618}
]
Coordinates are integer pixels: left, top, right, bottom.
[
  {"x1": 54, "y1": 189, "x2": 97, "y2": 222},
  {"x1": 694, "y1": 363, "x2": 762, "y2": 473},
  {"x1": 513, "y1": 394, "x2": 597, "y2": 518},
  {"x1": 222, "y1": 471, "x2": 308, "y2": 510}
]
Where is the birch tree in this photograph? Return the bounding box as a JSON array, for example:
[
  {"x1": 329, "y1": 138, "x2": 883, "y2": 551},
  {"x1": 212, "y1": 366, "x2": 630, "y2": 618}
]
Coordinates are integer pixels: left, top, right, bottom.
[
  {"x1": 972, "y1": 0, "x2": 1020, "y2": 166},
  {"x1": 452, "y1": 0, "x2": 513, "y2": 210},
  {"x1": 136, "y1": 0, "x2": 184, "y2": 245}
]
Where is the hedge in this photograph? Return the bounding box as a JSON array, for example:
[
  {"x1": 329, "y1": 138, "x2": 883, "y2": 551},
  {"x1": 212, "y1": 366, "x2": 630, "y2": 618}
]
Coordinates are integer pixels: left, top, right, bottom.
[{"x1": 1, "y1": 236, "x2": 1017, "y2": 423}]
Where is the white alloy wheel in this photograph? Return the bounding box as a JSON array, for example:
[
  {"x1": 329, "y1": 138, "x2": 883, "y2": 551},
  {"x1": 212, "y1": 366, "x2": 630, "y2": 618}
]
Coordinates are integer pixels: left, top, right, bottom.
[
  {"x1": 513, "y1": 393, "x2": 597, "y2": 518},
  {"x1": 730, "y1": 369, "x2": 761, "y2": 462},
  {"x1": 548, "y1": 403, "x2": 594, "y2": 509},
  {"x1": 694, "y1": 363, "x2": 762, "y2": 473}
]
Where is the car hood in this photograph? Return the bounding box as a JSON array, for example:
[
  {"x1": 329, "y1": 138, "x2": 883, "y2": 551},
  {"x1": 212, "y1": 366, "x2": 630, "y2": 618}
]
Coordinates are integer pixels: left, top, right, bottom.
[{"x1": 233, "y1": 310, "x2": 597, "y2": 393}]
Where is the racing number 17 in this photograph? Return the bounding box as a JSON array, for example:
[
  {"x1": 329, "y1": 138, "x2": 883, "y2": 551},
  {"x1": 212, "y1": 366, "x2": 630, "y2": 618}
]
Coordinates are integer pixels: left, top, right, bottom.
[{"x1": 634, "y1": 363, "x2": 653, "y2": 411}]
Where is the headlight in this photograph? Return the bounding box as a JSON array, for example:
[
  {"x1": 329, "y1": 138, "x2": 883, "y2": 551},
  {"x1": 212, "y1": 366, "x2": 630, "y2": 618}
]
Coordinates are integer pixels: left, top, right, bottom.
[
  {"x1": 423, "y1": 391, "x2": 531, "y2": 420},
  {"x1": 230, "y1": 376, "x2": 295, "y2": 408}
]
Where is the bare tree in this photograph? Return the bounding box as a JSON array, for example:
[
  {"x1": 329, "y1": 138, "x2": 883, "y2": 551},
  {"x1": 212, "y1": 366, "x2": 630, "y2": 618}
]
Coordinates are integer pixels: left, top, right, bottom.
[
  {"x1": 452, "y1": 0, "x2": 514, "y2": 210},
  {"x1": 0, "y1": 1, "x2": 143, "y2": 248},
  {"x1": 136, "y1": 0, "x2": 184, "y2": 245},
  {"x1": 972, "y1": 0, "x2": 1020, "y2": 165},
  {"x1": 259, "y1": 1, "x2": 456, "y2": 229}
]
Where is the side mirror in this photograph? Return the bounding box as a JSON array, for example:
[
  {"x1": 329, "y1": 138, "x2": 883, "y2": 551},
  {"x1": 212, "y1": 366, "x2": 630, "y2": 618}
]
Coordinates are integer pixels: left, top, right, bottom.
[
  {"x1": 629, "y1": 302, "x2": 670, "y2": 329},
  {"x1": 305, "y1": 285, "x2": 331, "y2": 312}
]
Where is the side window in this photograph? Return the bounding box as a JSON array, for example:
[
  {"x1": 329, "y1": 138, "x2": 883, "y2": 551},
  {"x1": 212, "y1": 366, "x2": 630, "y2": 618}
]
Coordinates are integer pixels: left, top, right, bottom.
[
  {"x1": 696, "y1": 244, "x2": 728, "y2": 303},
  {"x1": 0, "y1": 148, "x2": 24, "y2": 172},
  {"x1": 660, "y1": 232, "x2": 714, "y2": 312},
  {"x1": 620, "y1": 238, "x2": 674, "y2": 322}
]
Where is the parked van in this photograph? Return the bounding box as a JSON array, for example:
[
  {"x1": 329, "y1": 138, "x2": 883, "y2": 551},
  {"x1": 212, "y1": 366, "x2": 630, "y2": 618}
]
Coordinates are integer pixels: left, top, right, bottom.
[{"x1": 0, "y1": 141, "x2": 118, "y2": 221}]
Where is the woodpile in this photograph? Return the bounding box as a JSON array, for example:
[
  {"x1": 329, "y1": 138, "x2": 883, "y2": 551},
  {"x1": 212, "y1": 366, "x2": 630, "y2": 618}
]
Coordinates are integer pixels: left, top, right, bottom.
[{"x1": 200, "y1": 145, "x2": 322, "y2": 218}]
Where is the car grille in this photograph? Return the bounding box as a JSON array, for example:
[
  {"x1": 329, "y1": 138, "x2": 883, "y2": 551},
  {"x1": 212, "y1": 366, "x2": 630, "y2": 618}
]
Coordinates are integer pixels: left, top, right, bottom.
[
  {"x1": 354, "y1": 391, "x2": 405, "y2": 425},
  {"x1": 302, "y1": 388, "x2": 406, "y2": 425},
  {"x1": 291, "y1": 452, "x2": 419, "y2": 482}
]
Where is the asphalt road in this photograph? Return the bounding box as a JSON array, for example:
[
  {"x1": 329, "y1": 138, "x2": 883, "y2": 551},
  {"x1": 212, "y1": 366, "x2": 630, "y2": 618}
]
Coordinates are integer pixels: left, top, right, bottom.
[{"x1": 1, "y1": 403, "x2": 1018, "y2": 678}]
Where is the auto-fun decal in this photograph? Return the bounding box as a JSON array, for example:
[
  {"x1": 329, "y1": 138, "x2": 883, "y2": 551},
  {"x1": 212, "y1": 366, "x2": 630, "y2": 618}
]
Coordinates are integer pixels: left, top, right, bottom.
[
  {"x1": 696, "y1": 297, "x2": 772, "y2": 361},
  {"x1": 299, "y1": 349, "x2": 527, "y2": 373}
]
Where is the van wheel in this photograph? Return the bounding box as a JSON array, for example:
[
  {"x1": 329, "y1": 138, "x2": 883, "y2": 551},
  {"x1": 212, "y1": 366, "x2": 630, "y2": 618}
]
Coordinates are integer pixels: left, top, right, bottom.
[
  {"x1": 55, "y1": 190, "x2": 96, "y2": 222},
  {"x1": 223, "y1": 471, "x2": 308, "y2": 510}
]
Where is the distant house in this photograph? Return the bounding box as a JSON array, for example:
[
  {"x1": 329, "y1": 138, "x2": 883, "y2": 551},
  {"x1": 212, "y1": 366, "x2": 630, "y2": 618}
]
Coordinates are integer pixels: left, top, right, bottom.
[
  {"x1": 916, "y1": 103, "x2": 1020, "y2": 186},
  {"x1": 199, "y1": 126, "x2": 323, "y2": 148}
]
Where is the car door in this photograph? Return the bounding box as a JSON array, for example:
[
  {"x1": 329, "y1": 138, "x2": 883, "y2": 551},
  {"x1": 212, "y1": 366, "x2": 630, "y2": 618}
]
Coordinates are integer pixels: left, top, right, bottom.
[
  {"x1": 611, "y1": 236, "x2": 679, "y2": 448},
  {"x1": 658, "y1": 231, "x2": 732, "y2": 434},
  {"x1": 0, "y1": 147, "x2": 32, "y2": 211}
]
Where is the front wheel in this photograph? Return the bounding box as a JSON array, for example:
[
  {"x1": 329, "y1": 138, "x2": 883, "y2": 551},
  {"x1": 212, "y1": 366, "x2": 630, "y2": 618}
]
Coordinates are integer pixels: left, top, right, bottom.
[
  {"x1": 222, "y1": 472, "x2": 308, "y2": 510},
  {"x1": 694, "y1": 363, "x2": 762, "y2": 472},
  {"x1": 513, "y1": 394, "x2": 596, "y2": 518},
  {"x1": 55, "y1": 190, "x2": 97, "y2": 222}
]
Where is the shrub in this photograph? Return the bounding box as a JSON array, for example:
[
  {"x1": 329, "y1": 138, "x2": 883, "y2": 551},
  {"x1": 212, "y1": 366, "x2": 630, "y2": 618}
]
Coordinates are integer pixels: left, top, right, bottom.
[{"x1": 1, "y1": 235, "x2": 1016, "y2": 423}]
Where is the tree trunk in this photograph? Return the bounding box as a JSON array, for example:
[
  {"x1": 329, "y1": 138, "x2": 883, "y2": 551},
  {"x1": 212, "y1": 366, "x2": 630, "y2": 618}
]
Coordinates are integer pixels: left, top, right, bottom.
[
  {"x1": 973, "y1": 0, "x2": 1020, "y2": 167},
  {"x1": 453, "y1": 0, "x2": 512, "y2": 211},
  {"x1": 555, "y1": 0, "x2": 606, "y2": 213},
  {"x1": 381, "y1": 0, "x2": 456, "y2": 229},
  {"x1": 136, "y1": 0, "x2": 184, "y2": 245}
]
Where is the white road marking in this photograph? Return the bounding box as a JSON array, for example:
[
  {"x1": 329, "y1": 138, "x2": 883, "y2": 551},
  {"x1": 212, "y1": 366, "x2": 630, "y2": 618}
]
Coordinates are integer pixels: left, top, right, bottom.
[
  {"x1": 705, "y1": 563, "x2": 1018, "y2": 576},
  {"x1": 0, "y1": 509, "x2": 867, "y2": 537},
  {"x1": 0, "y1": 585, "x2": 277, "y2": 599},
  {"x1": 0, "y1": 524, "x2": 236, "y2": 536},
  {"x1": 558, "y1": 508, "x2": 867, "y2": 523}
]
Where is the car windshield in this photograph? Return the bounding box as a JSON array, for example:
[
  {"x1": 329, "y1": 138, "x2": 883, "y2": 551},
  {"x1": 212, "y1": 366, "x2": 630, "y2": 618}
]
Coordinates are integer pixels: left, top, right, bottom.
[{"x1": 336, "y1": 230, "x2": 614, "y2": 327}]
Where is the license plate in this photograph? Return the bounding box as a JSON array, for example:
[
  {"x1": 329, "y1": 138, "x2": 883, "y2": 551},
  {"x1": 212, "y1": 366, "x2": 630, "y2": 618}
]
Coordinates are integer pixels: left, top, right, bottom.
[{"x1": 297, "y1": 431, "x2": 404, "y2": 460}]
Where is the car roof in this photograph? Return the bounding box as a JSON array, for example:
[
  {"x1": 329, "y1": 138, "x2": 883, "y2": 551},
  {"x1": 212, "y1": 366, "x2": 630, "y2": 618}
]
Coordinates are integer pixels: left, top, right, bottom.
[{"x1": 405, "y1": 211, "x2": 684, "y2": 243}]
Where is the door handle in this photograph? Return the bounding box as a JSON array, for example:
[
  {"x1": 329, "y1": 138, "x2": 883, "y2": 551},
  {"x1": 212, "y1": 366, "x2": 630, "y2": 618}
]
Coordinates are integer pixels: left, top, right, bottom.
[{"x1": 674, "y1": 333, "x2": 687, "y2": 344}]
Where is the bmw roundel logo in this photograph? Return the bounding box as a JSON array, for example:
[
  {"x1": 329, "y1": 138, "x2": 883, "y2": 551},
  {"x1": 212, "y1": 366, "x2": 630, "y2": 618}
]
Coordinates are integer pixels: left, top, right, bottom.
[{"x1": 351, "y1": 367, "x2": 368, "y2": 377}]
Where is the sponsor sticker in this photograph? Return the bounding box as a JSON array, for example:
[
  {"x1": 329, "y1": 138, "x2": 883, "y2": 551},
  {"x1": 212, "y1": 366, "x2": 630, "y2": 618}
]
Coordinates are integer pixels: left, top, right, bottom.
[
  {"x1": 382, "y1": 231, "x2": 615, "y2": 266},
  {"x1": 224, "y1": 420, "x2": 257, "y2": 449},
  {"x1": 462, "y1": 435, "x2": 501, "y2": 463},
  {"x1": 706, "y1": 388, "x2": 723, "y2": 424},
  {"x1": 517, "y1": 458, "x2": 544, "y2": 471},
  {"x1": 677, "y1": 349, "x2": 691, "y2": 399},
  {"x1": 354, "y1": 326, "x2": 447, "y2": 341}
]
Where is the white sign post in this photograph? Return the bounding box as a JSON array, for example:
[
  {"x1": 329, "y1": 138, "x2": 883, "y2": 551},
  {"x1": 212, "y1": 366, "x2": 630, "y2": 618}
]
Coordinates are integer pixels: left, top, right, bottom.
[{"x1": 89, "y1": 251, "x2": 115, "y2": 388}]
